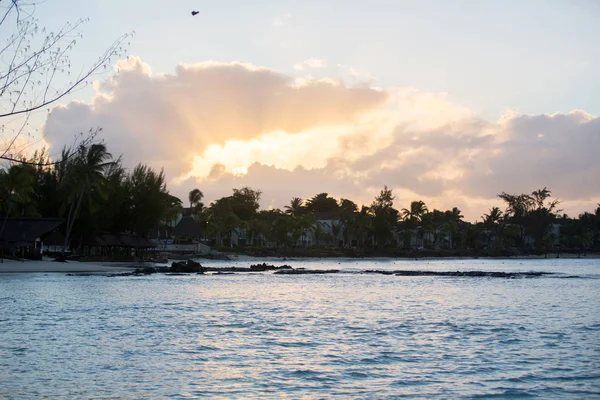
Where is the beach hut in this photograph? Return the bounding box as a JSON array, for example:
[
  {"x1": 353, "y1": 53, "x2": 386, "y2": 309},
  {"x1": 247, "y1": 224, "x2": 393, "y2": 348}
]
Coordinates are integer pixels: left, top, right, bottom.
[{"x1": 0, "y1": 218, "x2": 64, "y2": 260}]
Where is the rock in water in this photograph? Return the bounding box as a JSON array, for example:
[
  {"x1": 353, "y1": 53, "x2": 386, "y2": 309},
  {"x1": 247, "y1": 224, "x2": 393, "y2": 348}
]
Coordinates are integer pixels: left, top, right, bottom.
[{"x1": 170, "y1": 260, "x2": 204, "y2": 273}]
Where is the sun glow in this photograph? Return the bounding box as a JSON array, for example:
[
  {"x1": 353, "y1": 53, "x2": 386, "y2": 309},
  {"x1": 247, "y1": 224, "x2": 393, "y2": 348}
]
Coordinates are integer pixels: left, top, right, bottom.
[
  {"x1": 232, "y1": 166, "x2": 248, "y2": 176},
  {"x1": 178, "y1": 125, "x2": 360, "y2": 182}
]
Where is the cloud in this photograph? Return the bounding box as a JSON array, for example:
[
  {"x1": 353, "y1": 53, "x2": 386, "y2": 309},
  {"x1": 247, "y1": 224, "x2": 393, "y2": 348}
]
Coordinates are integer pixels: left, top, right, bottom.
[
  {"x1": 41, "y1": 57, "x2": 600, "y2": 221},
  {"x1": 187, "y1": 107, "x2": 600, "y2": 219},
  {"x1": 272, "y1": 13, "x2": 292, "y2": 27},
  {"x1": 460, "y1": 110, "x2": 600, "y2": 200},
  {"x1": 177, "y1": 162, "x2": 365, "y2": 212},
  {"x1": 294, "y1": 58, "x2": 327, "y2": 71},
  {"x1": 333, "y1": 64, "x2": 377, "y2": 84},
  {"x1": 43, "y1": 56, "x2": 386, "y2": 179}
]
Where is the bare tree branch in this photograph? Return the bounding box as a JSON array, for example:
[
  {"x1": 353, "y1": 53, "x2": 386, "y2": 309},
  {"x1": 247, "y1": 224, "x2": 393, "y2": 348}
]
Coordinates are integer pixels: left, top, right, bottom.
[
  {"x1": 0, "y1": 0, "x2": 132, "y2": 162},
  {"x1": 0, "y1": 127, "x2": 101, "y2": 166}
]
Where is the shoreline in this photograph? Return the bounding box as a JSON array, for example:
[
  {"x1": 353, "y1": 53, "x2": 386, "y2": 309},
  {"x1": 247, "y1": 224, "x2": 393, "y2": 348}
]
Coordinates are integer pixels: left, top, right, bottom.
[
  {"x1": 226, "y1": 253, "x2": 600, "y2": 261},
  {"x1": 0, "y1": 253, "x2": 598, "y2": 273},
  {"x1": 0, "y1": 260, "x2": 138, "y2": 274}
]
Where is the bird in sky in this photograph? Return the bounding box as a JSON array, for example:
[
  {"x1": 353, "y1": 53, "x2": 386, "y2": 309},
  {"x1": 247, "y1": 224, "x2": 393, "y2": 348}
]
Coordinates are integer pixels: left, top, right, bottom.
[{"x1": 191, "y1": 11, "x2": 199, "y2": 16}]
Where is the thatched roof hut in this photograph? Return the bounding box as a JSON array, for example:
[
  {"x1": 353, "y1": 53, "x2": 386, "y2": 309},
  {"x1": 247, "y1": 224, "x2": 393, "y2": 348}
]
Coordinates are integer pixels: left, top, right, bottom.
[
  {"x1": 0, "y1": 218, "x2": 64, "y2": 247},
  {"x1": 172, "y1": 216, "x2": 205, "y2": 238},
  {"x1": 82, "y1": 233, "x2": 156, "y2": 249}
]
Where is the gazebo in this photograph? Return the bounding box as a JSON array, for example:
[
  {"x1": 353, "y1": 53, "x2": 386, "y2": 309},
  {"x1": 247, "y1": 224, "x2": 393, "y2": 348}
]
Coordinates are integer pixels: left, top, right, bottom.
[{"x1": 81, "y1": 233, "x2": 156, "y2": 261}]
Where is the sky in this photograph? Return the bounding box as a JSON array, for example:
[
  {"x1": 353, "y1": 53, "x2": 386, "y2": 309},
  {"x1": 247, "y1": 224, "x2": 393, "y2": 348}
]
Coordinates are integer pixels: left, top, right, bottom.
[{"x1": 10, "y1": 0, "x2": 600, "y2": 220}]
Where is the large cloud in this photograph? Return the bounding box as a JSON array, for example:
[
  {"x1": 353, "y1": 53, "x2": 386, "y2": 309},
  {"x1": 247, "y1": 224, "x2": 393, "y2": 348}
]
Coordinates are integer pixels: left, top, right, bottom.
[
  {"x1": 43, "y1": 57, "x2": 387, "y2": 177},
  {"x1": 462, "y1": 111, "x2": 600, "y2": 200},
  {"x1": 42, "y1": 57, "x2": 600, "y2": 221}
]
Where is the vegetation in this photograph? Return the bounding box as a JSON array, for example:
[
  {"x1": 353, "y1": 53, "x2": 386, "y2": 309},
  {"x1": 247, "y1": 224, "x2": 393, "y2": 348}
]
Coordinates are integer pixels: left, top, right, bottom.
[
  {"x1": 202, "y1": 186, "x2": 600, "y2": 257},
  {"x1": 0, "y1": 142, "x2": 177, "y2": 253},
  {"x1": 1, "y1": 140, "x2": 599, "y2": 258}
]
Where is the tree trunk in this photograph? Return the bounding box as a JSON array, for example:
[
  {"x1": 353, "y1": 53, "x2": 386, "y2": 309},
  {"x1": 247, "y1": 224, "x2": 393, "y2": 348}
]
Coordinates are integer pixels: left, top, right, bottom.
[
  {"x1": 61, "y1": 197, "x2": 76, "y2": 259},
  {"x1": 62, "y1": 187, "x2": 85, "y2": 260}
]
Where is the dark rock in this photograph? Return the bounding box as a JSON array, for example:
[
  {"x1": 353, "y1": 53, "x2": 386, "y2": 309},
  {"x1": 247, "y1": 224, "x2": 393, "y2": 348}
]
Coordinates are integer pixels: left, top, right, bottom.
[
  {"x1": 135, "y1": 266, "x2": 157, "y2": 275},
  {"x1": 249, "y1": 263, "x2": 293, "y2": 271},
  {"x1": 364, "y1": 270, "x2": 395, "y2": 275},
  {"x1": 273, "y1": 268, "x2": 339, "y2": 275},
  {"x1": 107, "y1": 271, "x2": 138, "y2": 277},
  {"x1": 170, "y1": 259, "x2": 204, "y2": 274},
  {"x1": 362, "y1": 269, "x2": 551, "y2": 278},
  {"x1": 204, "y1": 267, "x2": 249, "y2": 272}
]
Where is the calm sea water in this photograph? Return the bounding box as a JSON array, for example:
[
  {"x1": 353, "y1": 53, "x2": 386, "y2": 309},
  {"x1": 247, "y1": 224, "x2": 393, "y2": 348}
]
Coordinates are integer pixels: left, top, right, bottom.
[{"x1": 1, "y1": 258, "x2": 599, "y2": 399}]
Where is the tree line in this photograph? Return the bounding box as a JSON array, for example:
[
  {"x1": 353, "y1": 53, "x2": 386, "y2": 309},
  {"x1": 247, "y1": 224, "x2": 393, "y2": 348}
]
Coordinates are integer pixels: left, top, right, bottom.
[
  {"x1": 0, "y1": 143, "x2": 181, "y2": 256},
  {"x1": 1, "y1": 141, "x2": 598, "y2": 255},
  {"x1": 193, "y1": 186, "x2": 600, "y2": 255}
]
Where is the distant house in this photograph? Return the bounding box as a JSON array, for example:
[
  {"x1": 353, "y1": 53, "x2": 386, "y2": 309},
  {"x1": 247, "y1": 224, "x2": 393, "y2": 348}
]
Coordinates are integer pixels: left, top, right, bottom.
[
  {"x1": 522, "y1": 223, "x2": 561, "y2": 248},
  {"x1": 164, "y1": 207, "x2": 197, "y2": 228},
  {"x1": 171, "y1": 215, "x2": 210, "y2": 253},
  {"x1": 315, "y1": 212, "x2": 345, "y2": 246},
  {"x1": 172, "y1": 215, "x2": 205, "y2": 241},
  {"x1": 395, "y1": 225, "x2": 455, "y2": 250},
  {"x1": 0, "y1": 218, "x2": 64, "y2": 259},
  {"x1": 146, "y1": 211, "x2": 211, "y2": 255}
]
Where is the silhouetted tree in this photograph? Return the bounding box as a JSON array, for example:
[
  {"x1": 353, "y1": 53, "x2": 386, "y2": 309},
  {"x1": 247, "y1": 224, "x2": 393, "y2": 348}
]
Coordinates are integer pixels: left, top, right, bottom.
[
  {"x1": 305, "y1": 193, "x2": 338, "y2": 214},
  {"x1": 284, "y1": 197, "x2": 304, "y2": 217}
]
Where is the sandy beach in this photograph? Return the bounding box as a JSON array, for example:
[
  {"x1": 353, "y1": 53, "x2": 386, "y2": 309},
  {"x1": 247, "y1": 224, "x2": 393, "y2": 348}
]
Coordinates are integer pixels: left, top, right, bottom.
[{"x1": 0, "y1": 260, "x2": 138, "y2": 273}]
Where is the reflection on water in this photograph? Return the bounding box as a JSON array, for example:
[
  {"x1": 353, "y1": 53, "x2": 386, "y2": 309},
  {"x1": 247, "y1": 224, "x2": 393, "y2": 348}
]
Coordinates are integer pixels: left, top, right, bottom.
[{"x1": 1, "y1": 259, "x2": 599, "y2": 398}]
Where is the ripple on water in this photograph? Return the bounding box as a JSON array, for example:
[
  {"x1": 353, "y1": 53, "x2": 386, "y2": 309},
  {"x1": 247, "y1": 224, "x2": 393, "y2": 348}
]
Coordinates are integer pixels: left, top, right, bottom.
[{"x1": 0, "y1": 258, "x2": 599, "y2": 398}]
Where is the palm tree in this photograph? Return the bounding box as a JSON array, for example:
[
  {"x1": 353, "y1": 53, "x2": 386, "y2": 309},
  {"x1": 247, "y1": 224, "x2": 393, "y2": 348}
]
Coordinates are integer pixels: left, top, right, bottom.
[
  {"x1": 61, "y1": 144, "x2": 113, "y2": 259},
  {"x1": 163, "y1": 194, "x2": 184, "y2": 239},
  {"x1": 481, "y1": 207, "x2": 503, "y2": 249},
  {"x1": 448, "y1": 207, "x2": 463, "y2": 221},
  {"x1": 284, "y1": 197, "x2": 304, "y2": 217},
  {"x1": 482, "y1": 207, "x2": 502, "y2": 226},
  {"x1": 188, "y1": 188, "x2": 204, "y2": 214},
  {"x1": 399, "y1": 201, "x2": 428, "y2": 249},
  {"x1": 401, "y1": 200, "x2": 429, "y2": 222}
]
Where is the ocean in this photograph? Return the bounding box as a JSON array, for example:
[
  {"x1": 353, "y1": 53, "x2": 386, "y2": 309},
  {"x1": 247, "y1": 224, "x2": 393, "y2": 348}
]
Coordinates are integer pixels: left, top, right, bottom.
[{"x1": 1, "y1": 258, "x2": 599, "y2": 398}]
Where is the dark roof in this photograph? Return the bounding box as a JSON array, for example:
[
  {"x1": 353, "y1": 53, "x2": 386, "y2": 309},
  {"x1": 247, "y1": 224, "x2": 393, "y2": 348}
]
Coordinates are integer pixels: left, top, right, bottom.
[
  {"x1": 83, "y1": 233, "x2": 156, "y2": 248},
  {"x1": 0, "y1": 218, "x2": 64, "y2": 245},
  {"x1": 122, "y1": 235, "x2": 156, "y2": 248},
  {"x1": 172, "y1": 216, "x2": 204, "y2": 237}
]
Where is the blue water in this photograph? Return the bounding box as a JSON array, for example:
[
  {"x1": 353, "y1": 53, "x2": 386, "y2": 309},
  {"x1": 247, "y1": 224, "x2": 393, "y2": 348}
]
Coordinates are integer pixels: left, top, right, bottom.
[{"x1": 1, "y1": 258, "x2": 599, "y2": 399}]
